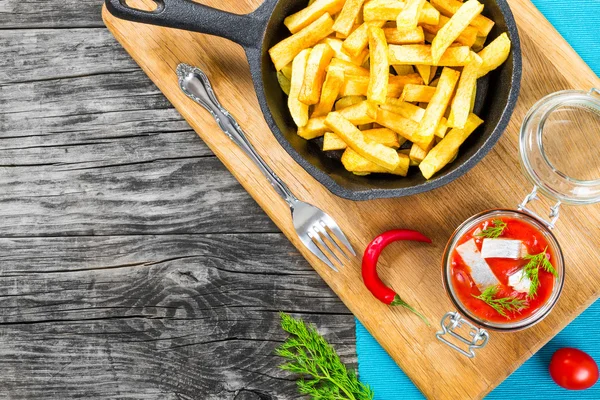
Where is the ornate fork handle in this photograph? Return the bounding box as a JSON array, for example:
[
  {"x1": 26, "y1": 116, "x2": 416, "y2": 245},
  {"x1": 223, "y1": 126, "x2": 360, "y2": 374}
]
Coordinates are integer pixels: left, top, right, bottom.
[{"x1": 176, "y1": 64, "x2": 298, "y2": 206}]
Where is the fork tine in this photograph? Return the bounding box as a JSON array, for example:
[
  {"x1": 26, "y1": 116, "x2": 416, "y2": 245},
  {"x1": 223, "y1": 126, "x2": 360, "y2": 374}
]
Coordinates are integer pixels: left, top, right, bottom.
[
  {"x1": 306, "y1": 232, "x2": 339, "y2": 272},
  {"x1": 321, "y1": 215, "x2": 357, "y2": 256},
  {"x1": 312, "y1": 225, "x2": 343, "y2": 265},
  {"x1": 317, "y1": 221, "x2": 350, "y2": 260}
]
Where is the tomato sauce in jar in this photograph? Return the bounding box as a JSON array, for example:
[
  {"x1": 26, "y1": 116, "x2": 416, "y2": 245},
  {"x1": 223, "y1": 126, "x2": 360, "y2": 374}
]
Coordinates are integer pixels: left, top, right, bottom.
[{"x1": 450, "y1": 216, "x2": 557, "y2": 323}]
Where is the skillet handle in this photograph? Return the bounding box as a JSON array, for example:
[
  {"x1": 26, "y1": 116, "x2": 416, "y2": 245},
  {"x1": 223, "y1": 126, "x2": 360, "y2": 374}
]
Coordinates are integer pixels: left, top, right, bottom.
[{"x1": 105, "y1": 0, "x2": 266, "y2": 48}]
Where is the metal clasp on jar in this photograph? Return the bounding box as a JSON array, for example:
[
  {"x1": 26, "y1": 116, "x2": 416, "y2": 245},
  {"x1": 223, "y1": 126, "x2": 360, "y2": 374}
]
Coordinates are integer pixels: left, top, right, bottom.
[
  {"x1": 436, "y1": 312, "x2": 489, "y2": 358},
  {"x1": 518, "y1": 186, "x2": 561, "y2": 229}
]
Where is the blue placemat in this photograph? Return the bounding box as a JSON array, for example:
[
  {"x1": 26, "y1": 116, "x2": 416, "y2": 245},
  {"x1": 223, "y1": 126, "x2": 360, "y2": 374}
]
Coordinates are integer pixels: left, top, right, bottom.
[{"x1": 356, "y1": 1, "x2": 600, "y2": 398}]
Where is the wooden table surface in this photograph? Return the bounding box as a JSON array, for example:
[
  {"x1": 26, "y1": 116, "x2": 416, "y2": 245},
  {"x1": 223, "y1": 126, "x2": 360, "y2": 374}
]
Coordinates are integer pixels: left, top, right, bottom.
[{"x1": 0, "y1": 1, "x2": 356, "y2": 399}]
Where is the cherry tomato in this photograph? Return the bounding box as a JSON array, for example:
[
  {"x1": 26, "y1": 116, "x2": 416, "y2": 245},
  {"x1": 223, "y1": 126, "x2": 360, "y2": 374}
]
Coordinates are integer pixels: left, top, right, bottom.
[{"x1": 549, "y1": 348, "x2": 599, "y2": 390}]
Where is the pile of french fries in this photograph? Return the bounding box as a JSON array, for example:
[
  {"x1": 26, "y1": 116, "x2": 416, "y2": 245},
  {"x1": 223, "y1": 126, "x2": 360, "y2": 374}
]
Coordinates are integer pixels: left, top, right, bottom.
[{"x1": 269, "y1": 0, "x2": 511, "y2": 179}]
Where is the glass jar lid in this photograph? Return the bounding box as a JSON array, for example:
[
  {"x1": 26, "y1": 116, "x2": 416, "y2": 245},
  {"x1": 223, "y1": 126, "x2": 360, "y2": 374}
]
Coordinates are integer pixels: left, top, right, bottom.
[{"x1": 520, "y1": 89, "x2": 600, "y2": 205}]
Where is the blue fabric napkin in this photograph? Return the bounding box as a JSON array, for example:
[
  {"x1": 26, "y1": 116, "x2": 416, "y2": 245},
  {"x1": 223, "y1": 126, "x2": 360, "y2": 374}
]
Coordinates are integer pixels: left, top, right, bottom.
[{"x1": 356, "y1": 1, "x2": 600, "y2": 398}]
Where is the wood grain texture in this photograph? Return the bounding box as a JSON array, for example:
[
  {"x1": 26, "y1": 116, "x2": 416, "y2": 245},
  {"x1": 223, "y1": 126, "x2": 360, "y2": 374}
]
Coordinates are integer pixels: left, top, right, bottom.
[
  {"x1": 0, "y1": 234, "x2": 355, "y2": 399},
  {"x1": 103, "y1": 0, "x2": 600, "y2": 398},
  {"x1": 0, "y1": 15, "x2": 352, "y2": 399}
]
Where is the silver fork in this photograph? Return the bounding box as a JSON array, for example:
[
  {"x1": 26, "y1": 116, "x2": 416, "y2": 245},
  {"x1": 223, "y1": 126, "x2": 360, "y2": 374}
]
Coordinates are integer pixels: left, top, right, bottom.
[{"x1": 176, "y1": 64, "x2": 356, "y2": 271}]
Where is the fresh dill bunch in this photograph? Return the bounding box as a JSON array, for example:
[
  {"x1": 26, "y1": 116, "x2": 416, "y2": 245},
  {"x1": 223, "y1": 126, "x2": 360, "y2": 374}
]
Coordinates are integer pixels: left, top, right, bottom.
[
  {"x1": 276, "y1": 312, "x2": 374, "y2": 400},
  {"x1": 522, "y1": 246, "x2": 558, "y2": 298},
  {"x1": 473, "y1": 286, "x2": 527, "y2": 318},
  {"x1": 475, "y1": 219, "x2": 508, "y2": 239}
]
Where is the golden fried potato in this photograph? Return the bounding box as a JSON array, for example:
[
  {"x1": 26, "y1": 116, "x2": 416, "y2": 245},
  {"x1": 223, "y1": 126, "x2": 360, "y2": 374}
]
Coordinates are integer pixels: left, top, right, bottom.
[
  {"x1": 396, "y1": 0, "x2": 426, "y2": 32},
  {"x1": 472, "y1": 35, "x2": 487, "y2": 52},
  {"x1": 415, "y1": 64, "x2": 432, "y2": 84},
  {"x1": 400, "y1": 84, "x2": 437, "y2": 103},
  {"x1": 392, "y1": 65, "x2": 416, "y2": 75},
  {"x1": 312, "y1": 66, "x2": 345, "y2": 117},
  {"x1": 422, "y1": 15, "x2": 478, "y2": 47},
  {"x1": 342, "y1": 148, "x2": 410, "y2": 176},
  {"x1": 323, "y1": 128, "x2": 401, "y2": 151},
  {"x1": 299, "y1": 43, "x2": 335, "y2": 105},
  {"x1": 320, "y1": 37, "x2": 370, "y2": 66},
  {"x1": 363, "y1": 0, "x2": 440, "y2": 25},
  {"x1": 299, "y1": 99, "x2": 377, "y2": 139},
  {"x1": 269, "y1": 13, "x2": 334, "y2": 71},
  {"x1": 335, "y1": 95, "x2": 367, "y2": 110},
  {"x1": 341, "y1": 73, "x2": 423, "y2": 97},
  {"x1": 430, "y1": 0, "x2": 494, "y2": 36},
  {"x1": 419, "y1": 113, "x2": 483, "y2": 178},
  {"x1": 376, "y1": 108, "x2": 433, "y2": 149},
  {"x1": 277, "y1": 70, "x2": 291, "y2": 95},
  {"x1": 284, "y1": 0, "x2": 346, "y2": 34},
  {"x1": 333, "y1": 0, "x2": 367, "y2": 36},
  {"x1": 477, "y1": 32, "x2": 511, "y2": 78},
  {"x1": 431, "y1": 0, "x2": 483, "y2": 64},
  {"x1": 288, "y1": 49, "x2": 311, "y2": 127},
  {"x1": 415, "y1": 67, "x2": 460, "y2": 145},
  {"x1": 388, "y1": 44, "x2": 471, "y2": 66},
  {"x1": 367, "y1": 27, "x2": 390, "y2": 104},
  {"x1": 329, "y1": 57, "x2": 370, "y2": 76},
  {"x1": 281, "y1": 63, "x2": 293, "y2": 80},
  {"x1": 343, "y1": 21, "x2": 386, "y2": 57},
  {"x1": 325, "y1": 112, "x2": 401, "y2": 170},
  {"x1": 448, "y1": 52, "x2": 482, "y2": 128},
  {"x1": 383, "y1": 27, "x2": 425, "y2": 45}
]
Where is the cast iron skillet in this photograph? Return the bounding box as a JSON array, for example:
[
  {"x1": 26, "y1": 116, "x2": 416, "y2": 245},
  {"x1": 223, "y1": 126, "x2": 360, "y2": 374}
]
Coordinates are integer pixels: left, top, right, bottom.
[{"x1": 106, "y1": 0, "x2": 522, "y2": 201}]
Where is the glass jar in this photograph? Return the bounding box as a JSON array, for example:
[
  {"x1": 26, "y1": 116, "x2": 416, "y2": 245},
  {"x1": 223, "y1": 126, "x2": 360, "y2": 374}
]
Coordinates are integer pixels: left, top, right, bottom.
[{"x1": 436, "y1": 89, "x2": 600, "y2": 358}]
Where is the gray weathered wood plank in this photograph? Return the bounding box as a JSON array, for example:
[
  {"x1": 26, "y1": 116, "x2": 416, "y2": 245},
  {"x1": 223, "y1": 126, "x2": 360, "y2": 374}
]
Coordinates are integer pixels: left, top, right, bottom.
[
  {"x1": 0, "y1": 1, "x2": 104, "y2": 29},
  {"x1": 0, "y1": 234, "x2": 355, "y2": 399}
]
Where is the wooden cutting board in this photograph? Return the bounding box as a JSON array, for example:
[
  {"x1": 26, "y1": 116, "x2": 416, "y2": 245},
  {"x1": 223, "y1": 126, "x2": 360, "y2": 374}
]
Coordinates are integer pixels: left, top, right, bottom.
[{"x1": 103, "y1": 1, "x2": 600, "y2": 398}]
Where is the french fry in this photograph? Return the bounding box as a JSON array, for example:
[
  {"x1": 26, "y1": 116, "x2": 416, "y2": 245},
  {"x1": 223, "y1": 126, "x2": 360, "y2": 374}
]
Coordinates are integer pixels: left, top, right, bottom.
[
  {"x1": 422, "y1": 15, "x2": 478, "y2": 47},
  {"x1": 335, "y1": 95, "x2": 367, "y2": 110},
  {"x1": 363, "y1": 0, "x2": 440, "y2": 25},
  {"x1": 396, "y1": 0, "x2": 426, "y2": 32},
  {"x1": 342, "y1": 148, "x2": 410, "y2": 176},
  {"x1": 400, "y1": 84, "x2": 437, "y2": 102},
  {"x1": 323, "y1": 128, "x2": 401, "y2": 150},
  {"x1": 381, "y1": 98, "x2": 448, "y2": 138},
  {"x1": 333, "y1": 0, "x2": 367, "y2": 36},
  {"x1": 389, "y1": 44, "x2": 471, "y2": 66},
  {"x1": 299, "y1": 100, "x2": 378, "y2": 139},
  {"x1": 419, "y1": 113, "x2": 483, "y2": 178},
  {"x1": 392, "y1": 65, "x2": 415, "y2": 75},
  {"x1": 375, "y1": 108, "x2": 434, "y2": 149},
  {"x1": 299, "y1": 43, "x2": 335, "y2": 105},
  {"x1": 341, "y1": 73, "x2": 423, "y2": 97},
  {"x1": 343, "y1": 21, "x2": 386, "y2": 57},
  {"x1": 281, "y1": 63, "x2": 293, "y2": 80},
  {"x1": 472, "y1": 35, "x2": 486, "y2": 52},
  {"x1": 330, "y1": 57, "x2": 370, "y2": 76},
  {"x1": 383, "y1": 27, "x2": 425, "y2": 45},
  {"x1": 477, "y1": 32, "x2": 511, "y2": 78},
  {"x1": 430, "y1": 0, "x2": 494, "y2": 36},
  {"x1": 431, "y1": 0, "x2": 483, "y2": 64},
  {"x1": 415, "y1": 67, "x2": 460, "y2": 145},
  {"x1": 410, "y1": 140, "x2": 434, "y2": 163},
  {"x1": 284, "y1": 0, "x2": 346, "y2": 34},
  {"x1": 277, "y1": 70, "x2": 291, "y2": 95},
  {"x1": 367, "y1": 27, "x2": 389, "y2": 104},
  {"x1": 321, "y1": 37, "x2": 370, "y2": 66},
  {"x1": 269, "y1": 13, "x2": 334, "y2": 71},
  {"x1": 415, "y1": 64, "x2": 432, "y2": 84},
  {"x1": 448, "y1": 52, "x2": 482, "y2": 128},
  {"x1": 325, "y1": 112, "x2": 401, "y2": 170},
  {"x1": 288, "y1": 49, "x2": 311, "y2": 127},
  {"x1": 312, "y1": 66, "x2": 345, "y2": 117}
]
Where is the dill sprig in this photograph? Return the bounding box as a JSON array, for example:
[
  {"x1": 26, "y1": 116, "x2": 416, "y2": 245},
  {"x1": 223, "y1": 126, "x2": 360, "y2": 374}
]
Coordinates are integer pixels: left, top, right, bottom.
[
  {"x1": 277, "y1": 312, "x2": 374, "y2": 400},
  {"x1": 475, "y1": 219, "x2": 508, "y2": 239},
  {"x1": 522, "y1": 246, "x2": 558, "y2": 298},
  {"x1": 472, "y1": 286, "x2": 527, "y2": 318}
]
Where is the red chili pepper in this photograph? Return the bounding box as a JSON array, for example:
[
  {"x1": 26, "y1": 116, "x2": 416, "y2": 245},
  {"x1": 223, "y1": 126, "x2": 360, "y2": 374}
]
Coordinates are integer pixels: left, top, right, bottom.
[{"x1": 362, "y1": 229, "x2": 432, "y2": 325}]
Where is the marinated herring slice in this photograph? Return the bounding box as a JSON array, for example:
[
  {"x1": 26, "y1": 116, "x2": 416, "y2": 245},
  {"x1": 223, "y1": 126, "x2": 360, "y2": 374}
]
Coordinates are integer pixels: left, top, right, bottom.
[
  {"x1": 481, "y1": 238, "x2": 528, "y2": 259},
  {"x1": 456, "y1": 239, "x2": 499, "y2": 289},
  {"x1": 508, "y1": 269, "x2": 532, "y2": 294}
]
